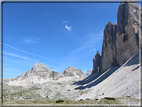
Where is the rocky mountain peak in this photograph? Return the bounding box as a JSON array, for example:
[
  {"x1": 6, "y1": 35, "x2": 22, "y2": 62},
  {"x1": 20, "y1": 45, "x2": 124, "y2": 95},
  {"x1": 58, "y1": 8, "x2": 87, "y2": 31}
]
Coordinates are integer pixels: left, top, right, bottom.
[
  {"x1": 86, "y1": 70, "x2": 92, "y2": 76},
  {"x1": 96, "y1": 50, "x2": 100, "y2": 55},
  {"x1": 31, "y1": 63, "x2": 52, "y2": 77},
  {"x1": 107, "y1": 21, "x2": 113, "y2": 25},
  {"x1": 63, "y1": 67, "x2": 85, "y2": 77},
  {"x1": 5, "y1": 62, "x2": 86, "y2": 86},
  {"x1": 32, "y1": 63, "x2": 50, "y2": 72}
]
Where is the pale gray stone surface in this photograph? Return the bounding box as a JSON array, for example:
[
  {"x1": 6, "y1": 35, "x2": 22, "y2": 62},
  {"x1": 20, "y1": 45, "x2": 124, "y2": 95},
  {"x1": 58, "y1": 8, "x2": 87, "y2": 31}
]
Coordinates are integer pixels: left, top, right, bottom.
[
  {"x1": 31, "y1": 63, "x2": 52, "y2": 79},
  {"x1": 49, "y1": 71, "x2": 64, "y2": 80},
  {"x1": 63, "y1": 67, "x2": 85, "y2": 77},
  {"x1": 4, "y1": 63, "x2": 85, "y2": 86},
  {"x1": 86, "y1": 70, "x2": 92, "y2": 76}
]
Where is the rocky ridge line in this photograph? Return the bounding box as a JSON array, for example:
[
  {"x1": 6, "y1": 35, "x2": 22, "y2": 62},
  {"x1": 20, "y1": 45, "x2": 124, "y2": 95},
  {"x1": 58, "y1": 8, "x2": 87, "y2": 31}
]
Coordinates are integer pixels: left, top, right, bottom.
[{"x1": 4, "y1": 63, "x2": 85, "y2": 85}]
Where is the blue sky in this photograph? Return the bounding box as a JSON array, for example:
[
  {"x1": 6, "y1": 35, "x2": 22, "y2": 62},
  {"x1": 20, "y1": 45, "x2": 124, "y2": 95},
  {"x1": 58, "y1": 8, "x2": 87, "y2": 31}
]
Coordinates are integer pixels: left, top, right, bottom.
[{"x1": 3, "y1": 2, "x2": 121, "y2": 78}]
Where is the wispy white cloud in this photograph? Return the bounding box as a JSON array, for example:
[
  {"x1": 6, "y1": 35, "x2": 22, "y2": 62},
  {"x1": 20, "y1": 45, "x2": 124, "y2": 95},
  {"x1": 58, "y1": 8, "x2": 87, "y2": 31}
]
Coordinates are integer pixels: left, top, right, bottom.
[
  {"x1": 4, "y1": 67, "x2": 17, "y2": 73},
  {"x1": 63, "y1": 21, "x2": 67, "y2": 23},
  {"x1": 65, "y1": 25, "x2": 71, "y2": 31},
  {"x1": 90, "y1": 48, "x2": 96, "y2": 51},
  {"x1": 70, "y1": 31, "x2": 103, "y2": 53},
  {"x1": 3, "y1": 51, "x2": 62, "y2": 70},
  {"x1": 22, "y1": 36, "x2": 40, "y2": 44},
  {"x1": 4, "y1": 71, "x2": 20, "y2": 78},
  {"x1": 3, "y1": 51, "x2": 38, "y2": 62},
  {"x1": 87, "y1": 61, "x2": 92, "y2": 63},
  {"x1": 70, "y1": 56, "x2": 77, "y2": 60},
  {"x1": 3, "y1": 43, "x2": 65, "y2": 65},
  {"x1": 60, "y1": 31, "x2": 103, "y2": 67}
]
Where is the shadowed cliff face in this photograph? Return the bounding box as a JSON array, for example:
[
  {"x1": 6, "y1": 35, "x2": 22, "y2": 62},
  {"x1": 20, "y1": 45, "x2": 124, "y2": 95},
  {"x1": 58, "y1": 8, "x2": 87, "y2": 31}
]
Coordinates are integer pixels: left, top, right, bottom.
[
  {"x1": 92, "y1": 2, "x2": 140, "y2": 73},
  {"x1": 116, "y1": 3, "x2": 140, "y2": 66},
  {"x1": 101, "y1": 22, "x2": 118, "y2": 72},
  {"x1": 92, "y1": 51, "x2": 101, "y2": 73}
]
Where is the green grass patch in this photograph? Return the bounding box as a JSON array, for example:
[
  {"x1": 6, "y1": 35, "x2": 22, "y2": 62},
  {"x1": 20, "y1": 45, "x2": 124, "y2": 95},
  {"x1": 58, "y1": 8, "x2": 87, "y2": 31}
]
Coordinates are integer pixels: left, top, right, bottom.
[
  {"x1": 104, "y1": 97, "x2": 115, "y2": 100},
  {"x1": 3, "y1": 97, "x2": 140, "y2": 105},
  {"x1": 57, "y1": 82, "x2": 63, "y2": 85},
  {"x1": 33, "y1": 101, "x2": 37, "y2": 103},
  {"x1": 56, "y1": 100, "x2": 64, "y2": 103},
  {"x1": 126, "y1": 96, "x2": 131, "y2": 98},
  {"x1": 29, "y1": 87, "x2": 40, "y2": 90},
  {"x1": 72, "y1": 81, "x2": 77, "y2": 83},
  {"x1": 13, "y1": 86, "x2": 23, "y2": 90},
  {"x1": 86, "y1": 98, "x2": 90, "y2": 100}
]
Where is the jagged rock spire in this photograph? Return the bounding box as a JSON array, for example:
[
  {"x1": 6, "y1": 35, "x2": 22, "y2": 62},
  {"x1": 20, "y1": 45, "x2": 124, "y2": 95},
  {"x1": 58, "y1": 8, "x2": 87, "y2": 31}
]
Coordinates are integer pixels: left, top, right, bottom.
[
  {"x1": 92, "y1": 51, "x2": 101, "y2": 73},
  {"x1": 100, "y1": 1, "x2": 140, "y2": 72}
]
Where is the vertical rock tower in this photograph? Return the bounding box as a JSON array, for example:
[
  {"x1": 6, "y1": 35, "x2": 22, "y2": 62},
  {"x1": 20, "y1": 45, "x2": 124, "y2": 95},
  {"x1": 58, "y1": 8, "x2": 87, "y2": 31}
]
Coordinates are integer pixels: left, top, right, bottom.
[
  {"x1": 92, "y1": 1, "x2": 140, "y2": 73},
  {"x1": 92, "y1": 51, "x2": 101, "y2": 73},
  {"x1": 116, "y1": 2, "x2": 140, "y2": 66},
  {"x1": 101, "y1": 22, "x2": 117, "y2": 72}
]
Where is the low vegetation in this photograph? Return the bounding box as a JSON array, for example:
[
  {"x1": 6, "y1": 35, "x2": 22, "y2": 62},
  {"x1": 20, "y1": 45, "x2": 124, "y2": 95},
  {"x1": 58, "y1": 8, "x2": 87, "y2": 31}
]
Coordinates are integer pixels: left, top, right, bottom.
[
  {"x1": 57, "y1": 82, "x2": 63, "y2": 85},
  {"x1": 72, "y1": 81, "x2": 77, "y2": 83},
  {"x1": 104, "y1": 97, "x2": 115, "y2": 100},
  {"x1": 3, "y1": 97, "x2": 141, "y2": 105},
  {"x1": 56, "y1": 100, "x2": 64, "y2": 103},
  {"x1": 29, "y1": 87, "x2": 40, "y2": 90},
  {"x1": 3, "y1": 83, "x2": 141, "y2": 105},
  {"x1": 86, "y1": 98, "x2": 90, "y2": 100}
]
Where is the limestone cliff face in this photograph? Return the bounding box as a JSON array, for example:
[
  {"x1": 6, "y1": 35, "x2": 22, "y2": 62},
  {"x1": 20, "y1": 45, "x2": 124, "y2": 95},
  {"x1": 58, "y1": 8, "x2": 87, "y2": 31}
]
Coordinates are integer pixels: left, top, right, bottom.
[
  {"x1": 93, "y1": 2, "x2": 140, "y2": 72},
  {"x1": 101, "y1": 22, "x2": 117, "y2": 72},
  {"x1": 115, "y1": 2, "x2": 140, "y2": 66}
]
